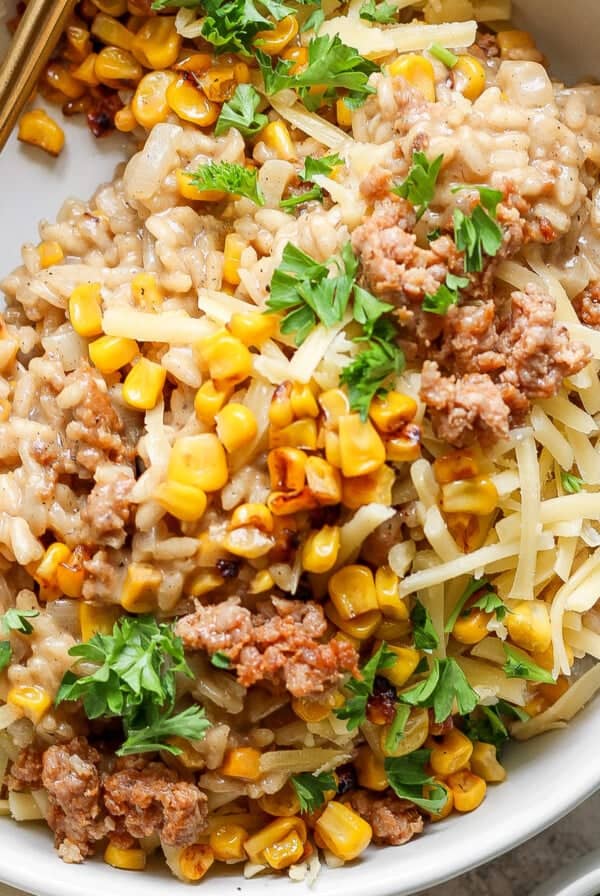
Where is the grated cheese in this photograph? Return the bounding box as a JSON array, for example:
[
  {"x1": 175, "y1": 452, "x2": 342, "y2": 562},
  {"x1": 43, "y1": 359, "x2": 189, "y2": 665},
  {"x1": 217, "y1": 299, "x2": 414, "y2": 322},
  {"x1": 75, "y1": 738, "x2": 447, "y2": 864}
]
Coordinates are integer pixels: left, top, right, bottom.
[
  {"x1": 509, "y1": 431, "x2": 540, "y2": 600},
  {"x1": 318, "y1": 18, "x2": 477, "y2": 59},
  {"x1": 511, "y1": 664, "x2": 600, "y2": 740},
  {"x1": 270, "y1": 99, "x2": 351, "y2": 150},
  {"x1": 103, "y1": 308, "x2": 214, "y2": 344}
]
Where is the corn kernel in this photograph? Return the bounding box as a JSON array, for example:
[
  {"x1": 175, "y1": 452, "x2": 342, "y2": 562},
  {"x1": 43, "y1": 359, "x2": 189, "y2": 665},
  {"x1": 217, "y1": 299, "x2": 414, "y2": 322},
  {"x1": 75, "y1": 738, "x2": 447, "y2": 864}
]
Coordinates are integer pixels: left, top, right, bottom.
[
  {"x1": 329, "y1": 565, "x2": 378, "y2": 620},
  {"x1": 187, "y1": 570, "x2": 224, "y2": 597},
  {"x1": 382, "y1": 645, "x2": 421, "y2": 688},
  {"x1": 115, "y1": 105, "x2": 137, "y2": 135},
  {"x1": 34, "y1": 542, "x2": 71, "y2": 588},
  {"x1": 446, "y1": 770, "x2": 487, "y2": 813},
  {"x1": 325, "y1": 431, "x2": 342, "y2": 468},
  {"x1": 433, "y1": 449, "x2": 480, "y2": 484},
  {"x1": 292, "y1": 691, "x2": 342, "y2": 722},
  {"x1": 425, "y1": 779, "x2": 454, "y2": 821},
  {"x1": 65, "y1": 22, "x2": 93, "y2": 62},
  {"x1": 249, "y1": 569, "x2": 274, "y2": 594},
  {"x1": 37, "y1": 240, "x2": 64, "y2": 269},
  {"x1": 369, "y1": 392, "x2": 417, "y2": 434},
  {"x1": 342, "y1": 464, "x2": 395, "y2": 510},
  {"x1": 355, "y1": 745, "x2": 388, "y2": 791},
  {"x1": 222, "y1": 233, "x2": 246, "y2": 286},
  {"x1": 338, "y1": 414, "x2": 386, "y2": 478},
  {"x1": 386, "y1": 428, "x2": 422, "y2": 462},
  {"x1": 497, "y1": 29, "x2": 535, "y2": 56},
  {"x1": 258, "y1": 783, "x2": 301, "y2": 818},
  {"x1": 175, "y1": 52, "x2": 212, "y2": 73},
  {"x1": 290, "y1": 383, "x2": 319, "y2": 419},
  {"x1": 228, "y1": 311, "x2": 278, "y2": 347},
  {"x1": 18, "y1": 109, "x2": 65, "y2": 157},
  {"x1": 104, "y1": 843, "x2": 146, "y2": 871},
  {"x1": 7, "y1": 686, "x2": 52, "y2": 723},
  {"x1": 95, "y1": 46, "x2": 142, "y2": 84},
  {"x1": 452, "y1": 608, "x2": 490, "y2": 645},
  {"x1": 68, "y1": 283, "x2": 103, "y2": 338},
  {"x1": 88, "y1": 335, "x2": 138, "y2": 374},
  {"x1": 44, "y1": 61, "x2": 87, "y2": 99},
  {"x1": 269, "y1": 382, "x2": 294, "y2": 429},
  {"x1": 470, "y1": 741, "x2": 506, "y2": 783},
  {"x1": 168, "y1": 434, "x2": 228, "y2": 493},
  {"x1": 199, "y1": 65, "x2": 237, "y2": 103},
  {"x1": 132, "y1": 70, "x2": 177, "y2": 129},
  {"x1": 268, "y1": 446, "x2": 307, "y2": 492},
  {"x1": 380, "y1": 706, "x2": 430, "y2": 758},
  {"x1": 263, "y1": 830, "x2": 304, "y2": 870},
  {"x1": 73, "y1": 53, "x2": 100, "y2": 87},
  {"x1": 166, "y1": 76, "x2": 220, "y2": 127},
  {"x1": 254, "y1": 14, "x2": 298, "y2": 54},
  {"x1": 175, "y1": 168, "x2": 226, "y2": 202},
  {"x1": 122, "y1": 358, "x2": 166, "y2": 411},
  {"x1": 178, "y1": 844, "x2": 214, "y2": 882},
  {"x1": 506, "y1": 600, "x2": 552, "y2": 653},
  {"x1": 537, "y1": 675, "x2": 569, "y2": 704},
  {"x1": 56, "y1": 560, "x2": 85, "y2": 598},
  {"x1": 194, "y1": 380, "x2": 229, "y2": 426},
  {"x1": 230, "y1": 502, "x2": 273, "y2": 533},
  {"x1": 79, "y1": 603, "x2": 121, "y2": 641},
  {"x1": 223, "y1": 526, "x2": 274, "y2": 559},
  {"x1": 216, "y1": 403, "x2": 258, "y2": 453},
  {"x1": 267, "y1": 489, "x2": 318, "y2": 516},
  {"x1": 209, "y1": 824, "x2": 248, "y2": 862},
  {"x1": 131, "y1": 272, "x2": 163, "y2": 309},
  {"x1": 302, "y1": 525, "x2": 340, "y2": 574},
  {"x1": 387, "y1": 54, "x2": 436, "y2": 101},
  {"x1": 245, "y1": 817, "x2": 307, "y2": 864},
  {"x1": 262, "y1": 120, "x2": 296, "y2": 161},
  {"x1": 319, "y1": 388, "x2": 350, "y2": 428},
  {"x1": 154, "y1": 480, "x2": 208, "y2": 522},
  {"x1": 430, "y1": 729, "x2": 473, "y2": 777},
  {"x1": 132, "y1": 16, "x2": 182, "y2": 69},
  {"x1": 91, "y1": 13, "x2": 134, "y2": 50},
  {"x1": 306, "y1": 456, "x2": 342, "y2": 505},
  {"x1": 221, "y1": 747, "x2": 262, "y2": 781},
  {"x1": 336, "y1": 97, "x2": 353, "y2": 128},
  {"x1": 269, "y1": 419, "x2": 318, "y2": 451},
  {"x1": 375, "y1": 618, "x2": 412, "y2": 642},
  {"x1": 454, "y1": 55, "x2": 486, "y2": 102},
  {"x1": 315, "y1": 802, "x2": 372, "y2": 862},
  {"x1": 440, "y1": 477, "x2": 498, "y2": 515},
  {"x1": 373, "y1": 567, "x2": 407, "y2": 621},
  {"x1": 281, "y1": 45, "x2": 308, "y2": 74},
  {"x1": 199, "y1": 330, "x2": 253, "y2": 390},
  {"x1": 93, "y1": 0, "x2": 127, "y2": 14},
  {"x1": 120, "y1": 563, "x2": 162, "y2": 613},
  {"x1": 325, "y1": 602, "x2": 382, "y2": 640}
]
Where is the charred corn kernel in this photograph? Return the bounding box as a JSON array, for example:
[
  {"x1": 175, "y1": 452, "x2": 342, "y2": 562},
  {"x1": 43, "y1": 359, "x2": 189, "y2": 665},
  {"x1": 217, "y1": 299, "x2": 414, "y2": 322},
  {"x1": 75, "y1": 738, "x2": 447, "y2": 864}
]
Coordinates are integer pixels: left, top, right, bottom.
[
  {"x1": 336, "y1": 97, "x2": 353, "y2": 128},
  {"x1": 258, "y1": 784, "x2": 301, "y2": 817},
  {"x1": 168, "y1": 434, "x2": 228, "y2": 493},
  {"x1": 305, "y1": 456, "x2": 342, "y2": 505},
  {"x1": 446, "y1": 511, "x2": 492, "y2": 553},
  {"x1": 199, "y1": 330, "x2": 253, "y2": 389},
  {"x1": 175, "y1": 51, "x2": 212, "y2": 73},
  {"x1": 447, "y1": 770, "x2": 487, "y2": 813},
  {"x1": 470, "y1": 742, "x2": 506, "y2": 783},
  {"x1": 454, "y1": 55, "x2": 486, "y2": 101},
  {"x1": 166, "y1": 77, "x2": 220, "y2": 127},
  {"x1": 325, "y1": 431, "x2": 342, "y2": 468},
  {"x1": 375, "y1": 567, "x2": 408, "y2": 621},
  {"x1": 506, "y1": 599, "x2": 552, "y2": 653},
  {"x1": 430, "y1": 729, "x2": 473, "y2": 777},
  {"x1": 325, "y1": 602, "x2": 382, "y2": 640},
  {"x1": 216, "y1": 403, "x2": 258, "y2": 452},
  {"x1": 452, "y1": 607, "x2": 490, "y2": 645},
  {"x1": 229, "y1": 311, "x2": 278, "y2": 347},
  {"x1": 282, "y1": 45, "x2": 308, "y2": 74},
  {"x1": 95, "y1": 47, "x2": 142, "y2": 83},
  {"x1": 187, "y1": 570, "x2": 224, "y2": 597},
  {"x1": 255, "y1": 13, "x2": 298, "y2": 54},
  {"x1": 425, "y1": 779, "x2": 454, "y2": 821},
  {"x1": 131, "y1": 272, "x2": 163, "y2": 309},
  {"x1": 88, "y1": 335, "x2": 138, "y2": 374},
  {"x1": 122, "y1": 358, "x2": 166, "y2": 411},
  {"x1": 104, "y1": 844, "x2": 146, "y2": 871},
  {"x1": 342, "y1": 464, "x2": 395, "y2": 510},
  {"x1": 93, "y1": 0, "x2": 127, "y2": 14},
  {"x1": 209, "y1": 824, "x2": 248, "y2": 862},
  {"x1": 230, "y1": 502, "x2": 273, "y2": 533},
  {"x1": 221, "y1": 747, "x2": 262, "y2": 781},
  {"x1": 319, "y1": 388, "x2": 349, "y2": 428},
  {"x1": 497, "y1": 29, "x2": 535, "y2": 56},
  {"x1": 269, "y1": 382, "x2": 294, "y2": 428},
  {"x1": 270, "y1": 418, "x2": 318, "y2": 451},
  {"x1": 292, "y1": 691, "x2": 342, "y2": 722},
  {"x1": 44, "y1": 62, "x2": 86, "y2": 99},
  {"x1": 199, "y1": 65, "x2": 238, "y2": 103},
  {"x1": 120, "y1": 563, "x2": 161, "y2": 613},
  {"x1": 132, "y1": 70, "x2": 177, "y2": 128},
  {"x1": 537, "y1": 675, "x2": 570, "y2": 704},
  {"x1": 7, "y1": 686, "x2": 51, "y2": 723},
  {"x1": 262, "y1": 120, "x2": 295, "y2": 161},
  {"x1": 37, "y1": 240, "x2": 64, "y2": 269},
  {"x1": 338, "y1": 414, "x2": 386, "y2": 477},
  {"x1": 79, "y1": 603, "x2": 121, "y2": 641},
  {"x1": 223, "y1": 233, "x2": 245, "y2": 286},
  {"x1": 69, "y1": 283, "x2": 103, "y2": 337},
  {"x1": 387, "y1": 54, "x2": 435, "y2": 101},
  {"x1": 72, "y1": 53, "x2": 100, "y2": 86},
  {"x1": 369, "y1": 392, "x2": 417, "y2": 434},
  {"x1": 268, "y1": 447, "x2": 307, "y2": 492},
  {"x1": 386, "y1": 430, "x2": 422, "y2": 463},
  {"x1": 178, "y1": 844, "x2": 214, "y2": 882},
  {"x1": 132, "y1": 17, "x2": 182, "y2": 69},
  {"x1": 194, "y1": 380, "x2": 228, "y2": 426},
  {"x1": 176, "y1": 168, "x2": 226, "y2": 202},
  {"x1": 34, "y1": 542, "x2": 71, "y2": 587},
  {"x1": 267, "y1": 489, "x2": 317, "y2": 516},
  {"x1": 223, "y1": 526, "x2": 274, "y2": 558},
  {"x1": 114, "y1": 104, "x2": 137, "y2": 132},
  {"x1": 355, "y1": 746, "x2": 388, "y2": 792},
  {"x1": 291, "y1": 383, "x2": 319, "y2": 419},
  {"x1": 433, "y1": 449, "x2": 480, "y2": 484},
  {"x1": 91, "y1": 13, "x2": 134, "y2": 50},
  {"x1": 315, "y1": 802, "x2": 372, "y2": 862},
  {"x1": 245, "y1": 817, "x2": 307, "y2": 864},
  {"x1": 155, "y1": 480, "x2": 208, "y2": 522},
  {"x1": 441, "y1": 477, "x2": 498, "y2": 516},
  {"x1": 249, "y1": 569, "x2": 274, "y2": 594},
  {"x1": 263, "y1": 830, "x2": 304, "y2": 870},
  {"x1": 382, "y1": 645, "x2": 421, "y2": 688},
  {"x1": 18, "y1": 109, "x2": 64, "y2": 156},
  {"x1": 302, "y1": 525, "x2": 340, "y2": 574},
  {"x1": 329, "y1": 565, "x2": 378, "y2": 620}
]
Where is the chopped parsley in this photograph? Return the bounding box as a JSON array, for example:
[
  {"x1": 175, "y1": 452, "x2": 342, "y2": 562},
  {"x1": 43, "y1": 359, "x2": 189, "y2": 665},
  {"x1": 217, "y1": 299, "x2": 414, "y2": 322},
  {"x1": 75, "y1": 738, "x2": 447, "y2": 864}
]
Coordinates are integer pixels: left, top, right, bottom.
[
  {"x1": 464, "y1": 700, "x2": 529, "y2": 750},
  {"x1": 300, "y1": 6, "x2": 325, "y2": 32},
  {"x1": 189, "y1": 161, "x2": 264, "y2": 206},
  {"x1": 452, "y1": 185, "x2": 504, "y2": 273},
  {"x1": 444, "y1": 576, "x2": 493, "y2": 633},
  {"x1": 334, "y1": 642, "x2": 397, "y2": 730},
  {"x1": 340, "y1": 318, "x2": 405, "y2": 421},
  {"x1": 561, "y1": 470, "x2": 584, "y2": 494},
  {"x1": 280, "y1": 152, "x2": 343, "y2": 211},
  {"x1": 384, "y1": 703, "x2": 411, "y2": 754},
  {"x1": 257, "y1": 34, "x2": 378, "y2": 111},
  {"x1": 359, "y1": 0, "x2": 398, "y2": 23},
  {"x1": 0, "y1": 641, "x2": 11, "y2": 672},
  {"x1": 291, "y1": 771, "x2": 336, "y2": 812},
  {"x1": 215, "y1": 84, "x2": 268, "y2": 137},
  {"x1": 399, "y1": 657, "x2": 479, "y2": 723},
  {"x1": 1, "y1": 608, "x2": 39, "y2": 635},
  {"x1": 280, "y1": 185, "x2": 323, "y2": 211},
  {"x1": 56, "y1": 616, "x2": 210, "y2": 756},
  {"x1": 385, "y1": 749, "x2": 448, "y2": 814},
  {"x1": 472, "y1": 591, "x2": 508, "y2": 622},
  {"x1": 392, "y1": 151, "x2": 444, "y2": 220},
  {"x1": 428, "y1": 42, "x2": 458, "y2": 68},
  {"x1": 502, "y1": 644, "x2": 556, "y2": 684},
  {"x1": 411, "y1": 600, "x2": 440, "y2": 651},
  {"x1": 211, "y1": 651, "x2": 232, "y2": 669},
  {"x1": 422, "y1": 272, "x2": 469, "y2": 315}
]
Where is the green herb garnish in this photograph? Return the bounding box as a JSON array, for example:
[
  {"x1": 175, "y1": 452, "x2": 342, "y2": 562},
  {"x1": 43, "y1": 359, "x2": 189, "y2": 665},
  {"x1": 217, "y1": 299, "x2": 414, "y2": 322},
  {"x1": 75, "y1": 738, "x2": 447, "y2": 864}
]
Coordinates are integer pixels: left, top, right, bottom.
[
  {"x1": 561, "y1": 471, "x2": 584, "y2": 494},
  {"x1": 452, "y1": 186, "x2": 504, "y2": 273},
  {"x1": 423, "y1": 272, "x2": 469, "y2": 315},
  {"x1": 359, "y1": 0, "x2": 398, "y2": 23},
  {"x1": 445, "y1": 577, "x2": 493, "y2": 633},
  {"x1": 291, "y1": 771, "x2": 337, "y2": 812},
  {"x1": 385, "y1": 749, "x2": 448, "y2": 813},
  {"x1": 429, "y1": 42, "x2": 458, "y2": 68},
  {"x1": 384, "y1": 703, "x2": 411, "y2": 754},
  {"x1": 340, "y1": 318, "x2": 405, "y2": 421},
  {"x1": 211, "y1": 651, "x2": 232, "y2": 669},
  {"x1": 335, "y1": 642, "x2": 397, "y2": 731},
  {"x1": 411, "y1": 600, "x2": 440, "y2": 651},
  {"x1": 1, "y1": 608, "x2": 39, "y2": 635},
  {"x1": 399, "y1": 657, "x2": 479, "y2": 723},
  {"x1": 392, "y1": 152, "x2": 444, "y2": 220},
  {"x1": 0, "y1": 641, "x2": 11, "y2": 672},
  {"x1": 464, "y1": 700, "x2": 529, "y2": 750},
  {"x1": 502, "y1": 644, "x2": 556, "y2": 684},
  {"x1": 472, "y1": 591, "x2": 508, "y2": 622},
  {"x1": 215, "y1": 84, "x2": 268, "y2": 137},
  {"x1": 301, "y1": 6, "x2": 325, "y2": 31},
  {"x1": 190, "y1": 161, "x2": 264, "y2": 206},
  {"x1": 280, "y1": 153, "x2": 343, "y2": 211}
]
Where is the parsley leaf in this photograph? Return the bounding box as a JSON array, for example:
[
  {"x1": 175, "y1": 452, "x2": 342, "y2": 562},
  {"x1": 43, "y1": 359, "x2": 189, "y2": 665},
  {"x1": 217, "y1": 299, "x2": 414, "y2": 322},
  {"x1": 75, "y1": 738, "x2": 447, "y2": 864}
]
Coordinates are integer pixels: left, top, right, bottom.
[
  {"x1": 384, "y1": 703, "x2": 411, "y2": 754},
  {"x1": 279, "y1": 185, "x2": 324, "y2": 211},
  {"x1": 335, "y1": 642, "x2": 397, "y2": 731},
  {"x1": 57, "y1": 616, "x2": 210, "y2": 756},
  {"x1": 301, "y1": 6, "x2": 325, "y2": 31},
  {"x1": 453, "y1": 204, "x2": 503, "y2": 273},
  {"x1": 502, "y1": 644, "x2": 556, "y2": 684},
  {"x1": 203, "y1": 0, "x2": 298, "y2": 55},
  {"x1": 464, "y1": 700, "x2": 529, "y2": 750},
  {"x1": 445, "y1": 576, "x2": 492, "y2": 633},
  {"x1": 359, "y1": 0, "x2": 398, "y2": 23},
  {"x1": 385, "y1": 750, "x2": 448, "y2": 814},
  {"x1": 423, "y1": 272, "x2": 469, "y2": 315},
  {"x1": 428, "y1": 42, "x2": 458, "y2": 68},
  {"x1": 190, "y1": 161, "x2": 264, "y2": 205},
  {"x1": 392, "y1": 152, "x2": 444, "y2": 220},
  {"x1": 411, "y1": 600, "x2": 440, "y2": 651},
  {"x1": 472, "y1": 591, "x2": 508, "y2": 621},
  {"x1": 352, "y1": 286, "x2": 394, "y2": 335},
  {"x1": 257, "y1": 35, "x2": 378, "y2": 111},
  {"x1": 400, "y1": 657, "x2": 479, "y2": 723},
  {"x1": 340, "y1": 318, "x2": 405, "y2": 420},
  {"x1": 291, "y1": 771, "x2": 336, "y2": 812},
  {"x1": 0, "y1": 641, "x2": 11, "y2": 672},
  {"x1": 1, "y1": 608, "x2": 39, "y2": 635},
  {"x1": 561, "y1": 470, "x2": 584, "y2": 494},
  {"x1": 211, "y1": 651, "x2": 232, "y2": 669},
  {"x1": 279, "y1": 153, "x2": 343, "y2": 211},
  {"x1": 215, "y1": 84, "x2": 268, "y2": 137},
  {"x1": 151, "y1": 0, "x2": 201, "y2": 7}
]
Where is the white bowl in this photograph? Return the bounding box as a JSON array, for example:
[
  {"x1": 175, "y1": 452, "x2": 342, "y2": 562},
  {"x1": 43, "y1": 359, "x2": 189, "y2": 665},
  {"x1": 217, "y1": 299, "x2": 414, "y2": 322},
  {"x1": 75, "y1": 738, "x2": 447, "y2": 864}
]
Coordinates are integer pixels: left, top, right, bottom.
[{"x1": 1, "y1": 2, "x2": 600, "y2": 895}]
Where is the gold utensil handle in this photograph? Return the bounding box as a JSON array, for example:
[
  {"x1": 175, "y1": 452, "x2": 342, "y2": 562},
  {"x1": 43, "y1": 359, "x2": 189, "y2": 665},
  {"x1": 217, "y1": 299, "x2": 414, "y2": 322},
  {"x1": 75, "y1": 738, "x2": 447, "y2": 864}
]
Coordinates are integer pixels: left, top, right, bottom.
[{"x1": 0, "y1": 0, "x2": 77, "y2": 153}]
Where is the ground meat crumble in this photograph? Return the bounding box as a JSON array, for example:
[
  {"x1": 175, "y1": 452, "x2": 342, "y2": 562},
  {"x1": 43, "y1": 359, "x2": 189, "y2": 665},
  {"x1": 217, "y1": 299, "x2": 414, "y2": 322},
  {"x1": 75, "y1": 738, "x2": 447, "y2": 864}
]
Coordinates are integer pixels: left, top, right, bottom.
[{"x1": 347, "y1": 790, "x2": 424, "y2": 846}]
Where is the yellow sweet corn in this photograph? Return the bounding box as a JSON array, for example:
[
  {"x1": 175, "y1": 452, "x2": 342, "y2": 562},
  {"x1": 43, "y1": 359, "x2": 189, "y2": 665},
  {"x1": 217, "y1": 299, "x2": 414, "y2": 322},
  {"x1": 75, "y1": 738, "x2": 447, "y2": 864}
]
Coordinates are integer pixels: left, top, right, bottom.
[
  {"x1": 95, "y1": 47, "x2": 142, "y2": 84},
  {"x1": 56, "y1": 556, "x2": 85, "y2": 598},
  {"x1": 194, "y1": 380, "x2": 229, "y2": 426},
  {"x1": 44, "y1": 61, "x2": 86, "y2": 99},
  {"x1": 228, "y1": 311, "x2": 278, "y2": 347},
  {"x1": 7, "y1": 686, "x2": 52, "y2": 723},
  {"x1": 69, "y1": 283, "x2": 103, "y2": 338},
  {"x1": 122, "y1": 358, "x2": 166, "y2": 411},
  {"x1": 470, "y1": 741, "x2": 506, "y2": 783},
  {"x1": 497, "y1": 29, "x2": 535, "y2": 57},
  {"x1": 244, "y1": 817, "x2": 307, "y2": 865},
  {"x1": 131, "y1": 272, "x2": 163, "y2": 309},
  {"x1": 387, "y1": 53, "x2": 436, "y2": 101},
  {"x1": 263, "y1": 830, "x2": 304, "y2": 870},
  {"x1": 328, "y1": 564, "x2": 378, "y2": 620},
  {"x1": 302, "y1": 525, "x2": 340, "y2": 573},
  {"x1": 18, "y1": 109, "x2": 65, "y2": 157},
  {"x1": 305, "y1": 455, "x2": 342, "y2": 505},
  {"x1": 230, "y1": 503, "x2": 273, "y2": 533},
  {"x1": 385, "y1": 431, "x2": 422, "y2": 463},
  {"x1": 338, "y1": 414, "x2": 386, "y2": 477},
  {"x1": 176, "y1": 168, "x2": 226, "y2": 202},
  {"x1": 34, "y1": 542, "x2": 71, "y2": 588},
  {"x1": 166, "y1": 76, "x2": 220, "y2": 127},
  {"x1": 154, "y1": 480, "x2": 208, "y2": 522},
  {"x1": 369, "y1": 392, "x2": 417, "y2": 434},
  {"x1": 199, "y1": 65, "x2": 238, "y2": 103},
  {"x1": 132, "y1": 70, "x2": 177, "y2": 129},
  {"x1": 336, "y1": 97, "x2": 353, "y2": 128},
  {"x1": 209, "y1": 824, "x2": 248, "y2": 862},
  {"x1": 341, "y1": 464, "x2": 395, "y2": 510},
  {"x1": 72, "y1": 53, "x2": 101, "y2": 87},
  {"x1": 104, "y1": 843, "x2": 146, "y2": 871},
  {"x1": 258, "y1": 784, "x2": 301, "y2": 817},
  {"x1": 380, "y1": 707, "x2": 430, "y2": 758},
  {"x1": 261, "y1": 120, "x2": 296, "y2": 161},
  {"x1": 254, "y1": 15, "x2": 298, "y2": 54},
  {"x1": 88, "y1": 335, "x2": 138, "y2": 375},
  {"x1": 319, "y1": 388, "x2": 350, "y2": 428},
  {"x1": 433, "y1": 449, "x2": 480, "y2": 484},
  {"x1": 506, "y1": 600, "x2": 552, "y2": 653},
  {"x1": 199, "y1": 330, "x2": 253, "y2": 390},
  {"x1": 92, "y1": 0, "x2": 127, "y2": 14},
  {"x1": 452, "y1": 608, "x2": 490, "y2": 645},
  {"x1": 325, "y1": 602, "x2": 382, "y2": 640},
  {"x1": 446, "y1": 769, "x2": 487, "y2": 813},
  {"x1": 216, "y1": 403, "x2": 258, "y2": 452},
  {"x1": 292, "y1": 691, "x2": 343, "y2": 722},
  {"x1": 454, "y1": 55, "x2": 487, "y2": 101},
  {"x1": 79, "y1": 603, "x2": 121, "y2": 641},
  {"x1": 315, "y1": 802, "x2": 372, "y2": 862},
  {"x1": 221, "y1": 747, "x2": 262, "y2": 781},
  {"x1": 269, "y1": 418, "x2": 318, "y2": 451},
  {"x1": 178, "y1": 844, "x2": 215, "y2": 882},
  {"x1": 430, "y1": 729, "x2": 473, "y2": 777},
  {"x1": 424, "y1": 779, "x2": 454, "y2": 821},
  {"x1": 375, "y1": 567, "x2": 408, "y2": 621},
  {"x1": 440, "y1": 477, "x2": 499, "y2": 515},
  {"x1": 268, "y1": 447, "x2": 307, "y2": 492},
  {"x1": 222, "y1": 233, "x2": 246, "y2": 286},
  {"x1": 223, "y1": 526, "x2": 274, "y2": 559},
  {"x1": 249, "y1": 569, "x2": 275, "y2": 594},
  {"x1": 90, "y1": 13, "x2": 134, "y2": 50},
  {"x1": 381, "y1": 645, "x2": 421, "y2": 688},
  {"x1": 120, "y1": 563, "x2": 162, "y2": 613},
  {"x1": 354, "y1": 745, "x2": 388, "y2": 792},
  {"x1": 375, "y1": 618, "x2": 412, "y2": 642},
  {"x1": 186, "y1": 570, "x2": 224, "y2": 597},
  {"x1": 168, "y1": 434, "x2": 228, "y2": 493},
  {"x1": 290, "y1": 383, "x2": 320, "y2": 419},
  {"x1": 269, "y1": 382, "x2": 294, "y2": 429},
  {"x1": 132, "y1": 16, "x2": 182, "y2": 69},
  {"x1": 37, "y1": 240, "x2": 64, "y2": 269}
]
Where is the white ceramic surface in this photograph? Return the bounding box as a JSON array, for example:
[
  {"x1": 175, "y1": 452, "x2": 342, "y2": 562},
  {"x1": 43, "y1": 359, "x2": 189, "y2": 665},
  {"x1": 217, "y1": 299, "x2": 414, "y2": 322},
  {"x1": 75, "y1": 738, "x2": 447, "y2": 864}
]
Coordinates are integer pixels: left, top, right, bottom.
[
  {"x1": 530, "y1": 850, "x2": 600, "y2": 896},
  {"x1": 0, "y1": 3, "x2": 600, "y2": 896}
]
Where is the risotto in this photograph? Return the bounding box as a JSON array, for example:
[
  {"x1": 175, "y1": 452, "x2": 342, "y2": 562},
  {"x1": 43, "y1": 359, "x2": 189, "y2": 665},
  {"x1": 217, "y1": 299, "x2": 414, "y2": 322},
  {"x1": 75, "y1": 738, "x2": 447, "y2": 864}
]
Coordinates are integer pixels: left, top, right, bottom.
[{"x1": 1, "y1": 0, "x2": 600, "y2": 883}]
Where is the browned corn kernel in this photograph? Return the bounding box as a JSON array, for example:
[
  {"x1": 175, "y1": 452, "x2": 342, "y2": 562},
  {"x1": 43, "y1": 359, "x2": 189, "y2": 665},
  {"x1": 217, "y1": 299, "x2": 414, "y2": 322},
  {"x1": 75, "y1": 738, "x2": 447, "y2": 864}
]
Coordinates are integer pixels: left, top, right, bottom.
[
  {"x1": 433, "y1": 449, "x2": 480, "y2": 484},
  {"x1": 267, "y1": 490, "x2": 318, "y2": 516},
  {"x1": 254, "y1": 15, "x2": 298, "y2": 54},
  {"x1": 200, "y1": 65, "x2": 238, "y2": 103},
  {"x1": 369, "y1": 391, "x2": 417, "y2": 434},
  {"x1": 175, "y1": 52, "x2": 213, "y2": 73},
  {"x1": 166, "y1": 76, "x2": 220, "y2": 127},
  {"x1": 385, "y1": 423, "x2": 422, "y2": 462},
  {"x1": 92, "y1": 0, "x2": 128, "y2": 14},
  {"x1": 64, "y1": 22, "x2": 93, "y2": 62},
  {"x1": 341, "y1": 464, "x2": 394, "y2": 510},
  {"x1": 267, "y1": 447, "x2": 307, "y2": 492},
  {"x1": 445, "y1": 511, "x2": 492, "y2": 553},
  {"x1": 305, "y1": 456, "x2": 342, "y2": 505}
]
